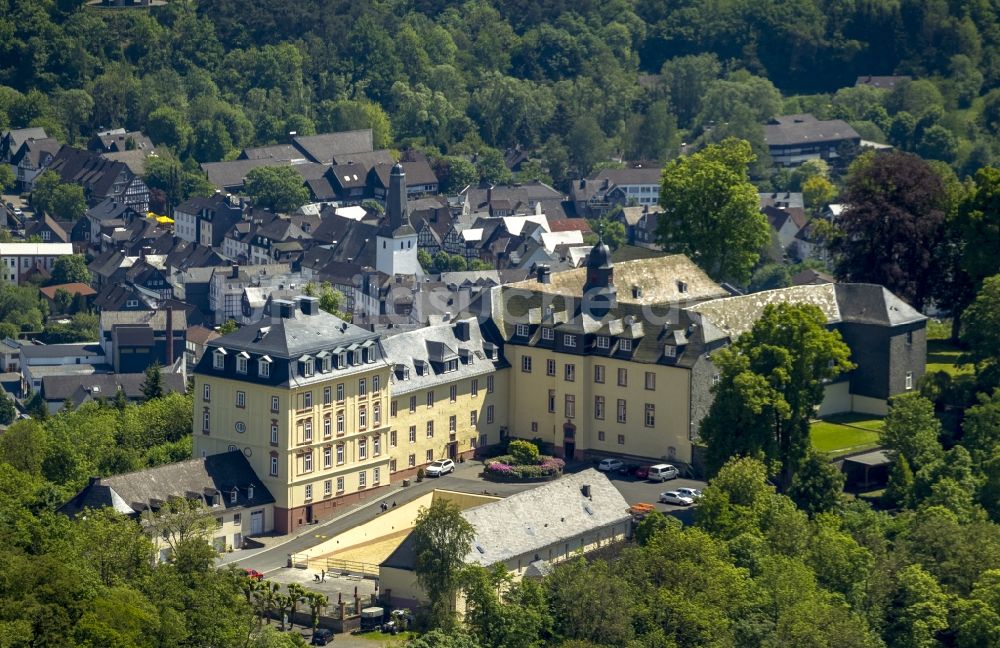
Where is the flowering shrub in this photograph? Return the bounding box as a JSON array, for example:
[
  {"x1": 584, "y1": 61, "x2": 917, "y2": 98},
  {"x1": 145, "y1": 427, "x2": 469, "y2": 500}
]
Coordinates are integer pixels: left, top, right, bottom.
[{"x1": 484, "y1": 454, "x2": 565, "y2": 479}]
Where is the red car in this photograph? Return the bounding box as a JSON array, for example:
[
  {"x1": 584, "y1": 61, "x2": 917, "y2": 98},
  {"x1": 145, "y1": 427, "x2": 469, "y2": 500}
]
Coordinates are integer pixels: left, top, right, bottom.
[
  {"x1": 633, "y1": 465, "x2": 650, "y2": 480},
  {"x1": 243, "y1": 568, "x2": 264, "y2": 581}
]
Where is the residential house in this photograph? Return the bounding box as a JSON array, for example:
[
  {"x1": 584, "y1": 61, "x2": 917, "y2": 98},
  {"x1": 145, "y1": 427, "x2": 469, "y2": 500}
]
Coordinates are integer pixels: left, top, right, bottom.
[
  {"x1": 461, "y1": 181, "x2": 569, "y2": 220},
  {"x1": 25, "y1": 214, "x2": 69, "y2": 243},
  {"x1": 59, "y1": 451, "x2": 276, "y2": 561},
  {"x1": 39, "y1": 371, "x2": 185, "y2": 414},
  {"x1": 89, "y1": 128, "x2": 155, "y2": 154},
  {"x1": 174, "y1": 194, "x2": 244, "y2": 248},
  {"x1": 39, "y1": 282, "x2": 96, "y2": 314},
  {"x1": 186, "y1": 325, "x2": 220, "y2": 372},
  {"x1": 92, "y1": 282, "x2": 158, "y2": 312},
  {"x1": 208, "y1": 263, "x2": 294, "y2": 325},
  {"x1": 569, "y1": 167, "x2": 662, "y2": 217},
  {"x1": 46, "y1": 145, "x2": 150, "y2": 212},
  {"x1": 0, "y1": 242, "x2": 74, "y2": 285},
  {"x1": 11, "y1": 137, "x2": 60, "y2": 192},
  {"x1": 1, "y1": 127, "x2": 47, "y2": 164},
  {"x1": 99, "y1": 308, "x2": 187, "y2": 375},
  {"x1": 83, "y1": 197, "x2": 143, "y2": 247},
  {"x1": 20, "y1": 342, "x2": 108, "y2": 395},
  {"x1": 369, "y1": 160, "x2": 439, "y2": 200},
  {"x1": 764, "y1": 114, "x2": 861, "y2": 167}
]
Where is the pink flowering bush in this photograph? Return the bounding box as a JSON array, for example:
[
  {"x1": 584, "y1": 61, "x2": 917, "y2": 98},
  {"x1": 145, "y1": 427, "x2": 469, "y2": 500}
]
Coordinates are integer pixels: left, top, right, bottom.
[{"x1": 484, "y1": 454, "x2": 565, "y2": 479}]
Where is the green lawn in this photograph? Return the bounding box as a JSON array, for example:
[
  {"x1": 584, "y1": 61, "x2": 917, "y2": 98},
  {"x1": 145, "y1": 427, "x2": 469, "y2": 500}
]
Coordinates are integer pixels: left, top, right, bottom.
[
  {"x1": 810, "y1": 415, "x2": 883, "y2": 455},
  {"x1": 926, "y1": 339, "x2": 972, "y2": 377}
]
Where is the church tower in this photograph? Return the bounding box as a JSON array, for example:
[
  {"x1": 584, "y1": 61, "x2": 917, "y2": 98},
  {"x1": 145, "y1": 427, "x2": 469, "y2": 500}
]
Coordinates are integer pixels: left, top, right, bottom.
[
  {"x1": 376, "y1": 163, "x2": 420, "y2": 276},
  {"x1": 583, "y1": 239, "x2": 617, "y2": 318}
]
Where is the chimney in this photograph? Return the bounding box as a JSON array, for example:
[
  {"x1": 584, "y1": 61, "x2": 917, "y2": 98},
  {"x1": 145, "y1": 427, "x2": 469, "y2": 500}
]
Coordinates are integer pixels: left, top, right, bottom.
[
  {"x1": 298, "y1": 295, "x2": 319, "y2": 316},
  {"x1": 165, "y1": 306, "x2": 174, "y2": 367}
]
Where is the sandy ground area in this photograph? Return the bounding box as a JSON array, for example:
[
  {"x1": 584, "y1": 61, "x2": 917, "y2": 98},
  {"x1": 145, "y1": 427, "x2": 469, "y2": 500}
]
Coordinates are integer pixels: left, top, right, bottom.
[{"x1": 315, "y1": 529, "x2": 413, "y2": 567}]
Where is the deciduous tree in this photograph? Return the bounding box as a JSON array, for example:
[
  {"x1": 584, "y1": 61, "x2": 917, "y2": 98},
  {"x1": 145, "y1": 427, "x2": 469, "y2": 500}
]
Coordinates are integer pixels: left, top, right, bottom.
[
  {"x1": 656, "y1": 138, "x2": 768, "y2": 284},
  {"x1": 244, "y1": 166, "x2": 308, "y2": 213},
  {"x1": 411, "y1": 498, "x2": 475, "y2": 629}
]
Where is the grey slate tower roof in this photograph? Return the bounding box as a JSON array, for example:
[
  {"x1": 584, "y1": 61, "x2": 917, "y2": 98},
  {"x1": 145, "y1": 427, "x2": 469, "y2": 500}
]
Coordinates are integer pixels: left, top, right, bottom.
[{"x1": 381, "y1": 162, "x2": 415, "y2": 237}]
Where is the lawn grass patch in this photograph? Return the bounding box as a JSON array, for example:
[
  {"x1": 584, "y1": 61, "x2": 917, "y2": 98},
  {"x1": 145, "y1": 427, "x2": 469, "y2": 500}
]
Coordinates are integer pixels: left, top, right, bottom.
[
  {"x1": 926, "y1": 339, "x2": 973, "y2": 377},
  {"x1": 810, "y1": 415, "x2": 883, "y2": 454}
]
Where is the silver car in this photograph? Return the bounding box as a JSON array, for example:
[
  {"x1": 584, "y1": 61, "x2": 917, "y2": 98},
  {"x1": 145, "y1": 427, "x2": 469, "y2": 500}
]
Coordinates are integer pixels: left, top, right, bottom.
[
  {"x1": 658, "y1": 490, "x2": 694, "y2": 506},
  {"x1": 675, "y1": 487, "x2": 702, "y2": 500}
]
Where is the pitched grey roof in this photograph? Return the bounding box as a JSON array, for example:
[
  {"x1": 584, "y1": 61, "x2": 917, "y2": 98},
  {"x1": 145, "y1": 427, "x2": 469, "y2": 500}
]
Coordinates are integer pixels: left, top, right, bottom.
[
  {"x1": 292, "y1": 130, "x2": 374, "y2": 164},
  {"x1": 380, "y1": 317, "x2": 503, "y2": 395},
  {"x1": 381, "y1": 469, "x2": 630, "y2": 570},
  {"x1": 20, "y1": 342, "x2": 104, "y2": 360},
  {"x1": 59, "y1": 451, "x2": 274, "y2": 518},
  {"x1": 207, "y1": 301, "x2": 377, "y2": 359},
  {"x1": 764, "y1": 114, "x2": 860, "y2": 147},
  {"x1": 41, "y1": 371, "x2": 185, "y2": 403},
  {"x1": 100, "y1": 309, "x2": 188, "y2": 333},
  {"x1": 834, "y1": 283, "x2": 926, "y2": 326}
]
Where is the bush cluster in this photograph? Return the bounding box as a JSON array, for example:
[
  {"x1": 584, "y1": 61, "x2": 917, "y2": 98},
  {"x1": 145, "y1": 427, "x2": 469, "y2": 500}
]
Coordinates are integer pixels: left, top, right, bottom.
[{"x1": 484, "y1": 454, "x2": 565, "y2": 479}]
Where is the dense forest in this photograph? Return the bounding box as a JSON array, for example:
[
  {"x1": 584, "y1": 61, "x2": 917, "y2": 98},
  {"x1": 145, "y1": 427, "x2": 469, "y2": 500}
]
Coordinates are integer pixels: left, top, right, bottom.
[{"x1": 2, "y1": 0, "x2": 1000, "y2": 195}]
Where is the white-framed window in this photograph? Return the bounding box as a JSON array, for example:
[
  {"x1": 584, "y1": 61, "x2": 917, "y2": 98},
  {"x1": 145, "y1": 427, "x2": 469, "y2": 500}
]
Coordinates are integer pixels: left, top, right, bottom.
[
  {"x1": 564, "y1": 334, "x2": 576, "y2": 348},
  {"x1": 269, "y1": 455, "x2": 278, "y2": 476},
  {"x1": 336, "y1": 412, "x2": 344, "y2": 434},
  {"x1": 548, "y1": 389, "x2": 556, "y2": 412},
  {"x1": 236, "y1": 391, "x2": 246, "y2": 408},
  {"x1": 203, "y1": 384, "x2": 211, "y2": 401},
  {"x1": 541, "y1": 327, "x2": 554, "y2": 341},
  {"x1": 645, "y1": 404, "x2": 655, "y2": 427},
  {"x1": 409, "y1": 426, "x2": 416, "y2": 443},
  {"x1": 359, "y1": 438, "x2": 367, "y2": 460},
  {"x1": 373, "y1": 375, "x2": 380, "y2": 391},
  {"x1": 618, "y1": 368, "x2": 628, "y2": 387},
  {"x1": 449, "y1": 385, "x2": 457, "y2": 402},
  {"x1": 304, "y1": 420, "x2": 312, "y2": 442},
  {"x1": 270, "y1": 423, "x2": 279, "y2": 445},
  {"x1": 373, "y1": 435, "x2": 381, "y2": 456},
  {"x1": 373, "y1": 466, "x2": 380, "y2": 484},
  {"x1": 390, "y1": 430, "x2": 397, "y2": 446},
  {"x1": 409, "y1": 396, "x2": 417, "y2": 413},
  {"x1": 202, "y1": 410, "x2": 210, "y2": 433},
  {"x1": 471, "y1": 379, "x2": 479, "y2": 397},
  {"x1": 547, "y1": 359, "x2": 556, "y2": 376},
  {"x1": 427, "y1": 391, "x2": 434, "y2": 408},
  {"x1": 620, "y1": 339, "x2": 633, "y2": 352},
  {"x1": 336, "y1": 383, "x2": 344, "y2": 402},
  {"x1": 359, "y1": 406, "x2": 367, "y2": 428},
  {"x1": 595, "y1": 395, "x2": 605, "y2": 420},
  {"x1": 303, "y1": 392, "x2": 313, "y2": 408},
  {"x1": 236, "y1": 355, "x2": 248, "y2": 374},
  {"x1": 426, "y1": 449, "x2": 433, "y2": 462},
  {"x1": 336, "y1": 476, "x2": 344, "y2": 493},
  {"x1": 645, "y1": 372, "x2": 656, "y2": 390},
  {"x1": 564, "y1": 364, "x2": 575, "y2": 382},
  {"x1": 449, "y1": 415, "x2": 457, "y2": 433},
  {"x1": 271, "y1": 396, "x2": 279, "y2": 412},
  {"x1": 324, "y1": 417, "x2": 331, "y2": 438},
  {"x1": 515, "y1": 323, "x2": 529, "y2": 337},
  {"x1": 486, "y1": 405, "x2": 494, "y2": 424},
  {"x1": 664, "y1": 345, "x2": 677, "y2": 358},
  {"x1": 427, "y1": 421, "x2": 434, "y2": 437},
  {"x1": 304, "y1": 484, "x2": 313, "y2": 500},
  {"x1": 905, "y1": 371, "x2": 913, "y2": 390},
  {"x1": 358, "y1": 471, "x2": 367, "y2": 488},
  {"x1": 258, "y1": 357, "x2": 270, "y2": 377},
  {"x1": 324, "y1": 479, "x2": 332, "y2": 497},
  {"x1": 487, "y1": 375, "x2": 494, "y2": 393},
  {"x1": 303, "y1": 451, "x2": 313, "y2": 472},
  {"x1": 359, "y1": 378, "x2": 367, "y2": 396},
  {"x1": 213, "y1": 349, "x2": 226, "y2": 369},
  {"x1": 565, "y1": 394, "x2": 575, "y2": 418},
  {"x1": 336, "y1": 444, "x2": 344, "y2": 465},
  {"x1": 617, "y1": 399, "x2": 626, "y2": 423},
  {"x1": 617, "y1": 434, "x2": 625, "y2": 445},
  {"x1": 391, "y1": 400, "x2": 397, "y2": 417},
  {"x1": 521, "y1": 356, "x2": 532, "y2": 373},
  {"x1": 471, "y1": 410, "x2": 478, "y2": 426},
  {"x1": 390, "y1": 459, "x2": 397, "y2": 472},
  {"x1": 324, "y1": 386, "x2": 332, "y2": 405},
  {"x1": 596, "y1": 336, "x2": 609, "y2": 349},
  {"x1": 594, "y1": 365, "x2": 605, "y2": 383},
  {"x1": 373, "y1": 402, "x2": 381, "y2": 425},
  {"x1": 324, "y1": 446, "x2": 332, "y2": 468}
]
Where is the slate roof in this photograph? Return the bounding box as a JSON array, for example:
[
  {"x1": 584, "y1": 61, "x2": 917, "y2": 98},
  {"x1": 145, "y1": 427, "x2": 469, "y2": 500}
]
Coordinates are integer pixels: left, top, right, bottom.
[
  {"x1": 380, "y1": 317, "x2": 505, "y2": 395},
  {"x1": 764, "y1": 114, "x2": 860, "y2": 147},
  {"x1": 206, "y1": 300, "x2": 377, "y2": 359},
  {"x1": 103, "y1": 149, "x2": 154, "y2": 175},
  {"x1": 48, "y1": 146, "x2": 132, "y2": 200},
  {"x1": 100, "y1": 309, "x2": 188, "y2": 333},
  {"x1": 59, "y1": 451, "x2": 274, "y2": 519},
  {"x1": 3, "y1": 127, "x2": 47, "y2": 158},
  {"x1": 463, "y1": 181, "x2": 566, "y2": 215},
  {"x1": 12, "y1": 137, "x2": 61, "y2": 167},
  {"x1": 292, "y1": 130, "x2": 374, "y2": 164},
  {"x1": 20, "y1": 343, "x2": 104, "y2": 360},
  {"x1": 25, "y1": 214, "x2": 69, "y2": 242},
  {"x1": 369, "y1": 160, "x2": 438, "y2": 189},
  {"x1": 202, "y1": 158, "x2": 282, "y2": 190},
  {"x1": 94, "y1": 130, "x2": 155, "y2": 153},
  {"x1": 86, "y1": 196, "x2": 139, "y2": 223},
  {"x1": 41, "y1": 371, "x2": 185, "y2": 404},
  {"x1": 240, "y1": 144, "x2": 306, "y2": 162},
  {"x1": 381, "y1": 469, "x2": 630, "y2": 570}
]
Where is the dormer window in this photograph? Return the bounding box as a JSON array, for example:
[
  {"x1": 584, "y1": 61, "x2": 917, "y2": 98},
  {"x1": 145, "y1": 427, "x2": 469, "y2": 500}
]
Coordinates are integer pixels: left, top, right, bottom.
[
  {"x1": 213, "y1": 348, "x2": 227, "y2": 369},
  {"x1": 300, "y1": 356, "x2": 314, "y2": 377},
  {"x1": 403, "y1": 367, "x2": 410, "y2": 380},
  {"x1": 236, "y1": 352, "x2": 249, "y2": 374},
  {"x1": 677, "y1": 281, "x2": 688, "y2": 294},
  {"x1": 247, "y1": 484, "x2": 254, "y2": 500},
  {"x1": 447, "y1": 359, "x2": 458, "y2": 372},
  {"x1": 230, "y1": 487, "x2": 238, "y2": 504},
  {"x1": 515, "y1": 324, "x2": 529, "y2": 337},
  {"x1": 564, "y1": 334, "x2": 576, "y2": 348},
  {"x1": 541, "y1": 327, "x2": 554, "y2": 341},
  {"x1": 259, "y1": 356, "x2": 272, "y2": 377},
  {"x1": 338, "y1": 352, "x2": 347, "y2": 368},
  {"x1": 664, "y1": 345, "x2": 677, "y2": 358},
  {"x1": 596, "y1": 336, "x2": 609, "y2": 350},
  {"x1": 620, "y1": 339, "x2": 633, "y2": 352}
]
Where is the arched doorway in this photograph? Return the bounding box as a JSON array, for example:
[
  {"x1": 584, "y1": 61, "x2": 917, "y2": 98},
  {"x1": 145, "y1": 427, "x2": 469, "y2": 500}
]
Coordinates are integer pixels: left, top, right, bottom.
[{"x1": 563, "y1": 422, "x2": 576, "y2": 460}]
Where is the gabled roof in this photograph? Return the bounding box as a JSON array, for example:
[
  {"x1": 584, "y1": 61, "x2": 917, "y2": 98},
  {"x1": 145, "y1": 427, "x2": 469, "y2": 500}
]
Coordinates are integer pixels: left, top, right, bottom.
[
  {"x1": 764, "y1": 114, "x2": 860, "y2": 147},
  {"x1": 48, "y1": 145, "x2": 133, "y2": 200},
  {"x1": 25, "y1": 214, "x2": 69, "y2": 242},
  {"x1": 11, "y1": 137, "x2": 61, "y2": 167},
  {"x1": 41, "y1": 371, "x2": 184, "y2": 403},
  {"x1": 292, "y1": 130, "x2": 374, "y2": 164},
  {"x1": 39, "y1": 282, "x2": 96, "y2": 300},
  {"x1": 59, "y1": 451, "x2": 274, "y2": 518},
  {"x1": 369, "y1": 159, "x2": 438, "y2": 189}
]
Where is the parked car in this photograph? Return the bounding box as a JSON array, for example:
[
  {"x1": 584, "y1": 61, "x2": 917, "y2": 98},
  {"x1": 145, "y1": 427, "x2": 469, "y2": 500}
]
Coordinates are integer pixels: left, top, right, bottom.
[
  {"x1": 12, "y1": 208, "x2": 22, "y2": 217},
  {"x1": 243, "y1": 568, "x2": 264, "y2": 581},
  {"x1": 425, "y1": 459, "x2": 455, "y2": 477},
  {"x1": 675, "y1": 487, "x2": 702, "y2": 500},
  {"x1": 597, "y1": 458, "x2": 624, "y2": 472},
  {"x1": 658, "y1": 490, "x2": 694, "y2": 506},
  {"x1": 311, "y1": 628, "x2": 334, "y2": 645},
  {"x1": 632, "y1": 465, "x2": 650, "y2": 480},
  {"x1": 648, "y1": 464, "x2": 679, "y2": 482}
]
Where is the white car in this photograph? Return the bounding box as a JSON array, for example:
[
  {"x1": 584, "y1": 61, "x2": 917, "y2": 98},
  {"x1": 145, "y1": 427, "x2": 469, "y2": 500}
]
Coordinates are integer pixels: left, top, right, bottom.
[
  {"x1": 597, "y1": 458, "x2": 624, "y2": 472},
  {"x1": 675, "y1": 487, "x2": 702, "y2": 500},
  {"x1": 425, "y1": 459, "x2": 455, "y2": 477},
  {"x1": 658, "y1": 490, "x2": 694, "y2": 506}
]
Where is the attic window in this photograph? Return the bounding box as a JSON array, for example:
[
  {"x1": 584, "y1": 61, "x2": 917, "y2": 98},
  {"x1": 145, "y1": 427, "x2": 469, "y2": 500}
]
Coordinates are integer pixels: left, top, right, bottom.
[
  {"x1": 632, "y1": 286, "x2": 642, "y2": 299},
  {"x1": 664, "y1": 345, "x2": 677, "y2": 358},
  {"x1": 596, "y1": 336, "x2": 609, "y2": 350},
  {"x1": 259, "y1": 356, "x2": 272, "y2": 377},
  {"x1": 541, "y1": 327, "x2": 554, "y2": 341},
  {"x1": 677, "y1": 281, "x2": 688, "y2": 294},
  {"x1": 247, "y1": 484, "x2": 254, "y2": 500},
  {"x1": 213, "y1": 348, "x2": 227, "y2": 369},
  {"x1": 230, "y1": 487, "x2": 238, "y2": 504},
  {"x1": 515, "y1": 324, "x2": 529, "y2": 337},
  {"x1": 620, "y1": 339, "x2": 633, "y2": 352}
]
